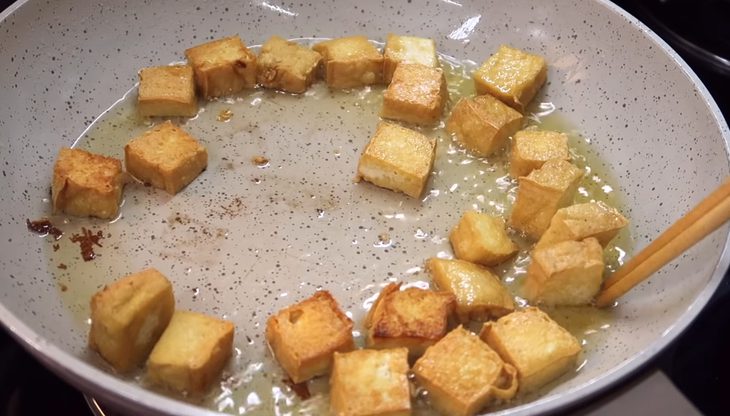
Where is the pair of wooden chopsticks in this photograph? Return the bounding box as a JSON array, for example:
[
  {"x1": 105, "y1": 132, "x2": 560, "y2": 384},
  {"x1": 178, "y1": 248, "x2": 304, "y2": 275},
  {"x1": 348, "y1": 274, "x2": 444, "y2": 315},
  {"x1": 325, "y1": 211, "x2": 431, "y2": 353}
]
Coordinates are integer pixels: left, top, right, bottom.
[{"x1": 595, "y1": 177, "x2": 730, "y2": 308}]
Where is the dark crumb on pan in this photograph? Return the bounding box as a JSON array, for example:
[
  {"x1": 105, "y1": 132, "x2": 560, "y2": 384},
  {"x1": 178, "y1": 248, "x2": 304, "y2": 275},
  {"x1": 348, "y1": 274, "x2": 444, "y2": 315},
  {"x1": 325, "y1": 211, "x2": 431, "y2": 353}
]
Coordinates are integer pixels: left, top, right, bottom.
[
  {"x1": 26, "y1": 218, "x2": 63, "y2": 240},
  {"x1": 57, "y1": 263, "x2": 67, "y2": 270},
  {"x1": 70, "y1": 227, "x2": 104, "y2": 261},
  {"x1": 59, "y1": 283, "x2": 68, "y2": 292}
]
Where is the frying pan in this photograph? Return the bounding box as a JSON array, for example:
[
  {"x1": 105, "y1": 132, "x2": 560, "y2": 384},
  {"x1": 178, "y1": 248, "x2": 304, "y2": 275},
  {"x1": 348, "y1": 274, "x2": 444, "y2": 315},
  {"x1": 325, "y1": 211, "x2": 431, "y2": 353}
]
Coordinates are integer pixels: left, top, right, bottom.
[{"x1": 1, "y1": 0, "x2": 728, "y2": 415}]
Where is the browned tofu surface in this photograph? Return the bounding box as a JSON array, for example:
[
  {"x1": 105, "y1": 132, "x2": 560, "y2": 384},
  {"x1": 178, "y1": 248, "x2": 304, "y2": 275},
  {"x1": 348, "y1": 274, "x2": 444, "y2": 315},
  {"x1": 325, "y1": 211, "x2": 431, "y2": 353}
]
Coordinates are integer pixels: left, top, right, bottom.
[
  {"x1": 473, "y1": 45, "x2": 547, "y2": 112},
  {"x1": 52, "y1": 147, "x2": 125, "y2": 219},
  {"x1": 147, "y1": 310, "x2": 234, "y2": 394},
  {"x1": 124, "y1": 121, "x2": 208, "y2": 195},
  {"x1": 257, "y1": 36, "x2": 322, "y2": 93},
  {"x1": 413, "y1": 326, "x2": 518, "y2": 416},
  {"x1": 381, "y1": 63, "x2": 448, "y2": 126},
  {"x1": 365, "y1": 283, "x2": 455, "y2": 358},
  {"x1": 510, "y1": 159, "x2": 583, "y2": 239},
  {"x1": 480, "y1": 307, "x2": 581, "y2": 393},
  {"x1": 138, "y1": 65, "x2": 198, "y2": 117},
  {"x1": 383, "y1": 34, "x2": 438, "y2": 84},
  {"x1": 330, "y1": 348, "x2": 411, "y2": 416},
  {"x1": 450, "y1": 211, "x2": 519, "y2": 266},
  {"x1": 89, "y1": 268, "x2": 174, "y2": 373},
  {"x1": 266, "y1": 291, "x2": 355, "y2": 383},
  {"x1": 536, "y1": 201, "x2": 629, "y2": 249},
  {"x1": 313, "y1": 36, "x2": 383, "y2": 88},
  {"x1": 510, "y1": 129, "x2": 569, "y2": 177},
  {"x1": 185, "y1": 35, "x2": 257, "y2": 98},
  {"x1": 356, "y1": 122, "x2": 436, "y2": 198},
  {"x1": 446, "y1": 94, "x2": 523, "y2": 157},
  {"x1": 427, "y1": 257, "x2": 514, "y2": 323}
]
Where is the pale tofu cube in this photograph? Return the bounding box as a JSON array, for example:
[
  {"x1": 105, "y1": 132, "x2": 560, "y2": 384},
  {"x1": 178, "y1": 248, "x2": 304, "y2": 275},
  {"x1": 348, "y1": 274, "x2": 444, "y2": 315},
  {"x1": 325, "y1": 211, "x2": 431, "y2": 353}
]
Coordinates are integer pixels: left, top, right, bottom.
[
  {"x1": 446, "y1": 94, "x2": 523, "y2": 157},
  {"x1": 257, "y1": 36, "x2": 323, "y2": 94},
  {"x1": 449, "y1": 211, "x2": 518, "y2": 266},
  {"x1": 88, "y1": 269, "x2": 174, "y2": 373},
  {"x1": 124, "y1": 121, "x2": 208, "y2": 195},
  {"x1": 480, "y1": 307, "x2": 581, "y2": 393},
  {"x1": 510, "y1": 129, "x2": 570, "y2": 177},
  {"x1": 381, "y1": 63, "x2": 448, "y2": 126},
  {"x1": 147, "y1": 311, "x2": 234, "y2": 394},
  {"x1": 427, "y1": 258, "x2": 514, "y2": 323},
  {"x1": 185, "y1": 35, "x2": 257, "y2": 99},
  {"x1": 473, "y1": 45, "x2": 547, "y2": 112},
  {"x1": 383, "y1": 34, "x2": 438, "y2": 84},
  {"x1": 52, "y1": 148, "x2": 125, "y2": 219},
  {"x1": 536, "y1": 201, "x2": 629, "y2": 249},
  {"x1": 137, "y1": 65, "x2": 198, "y2": 117},
  {"x1": 356, "y1": 122, "x2": 436, "y2": 198},
  {"x1": 365, "y1": 283, "x2": 455, "y2": 358},
  {"x1": 330, "y1": 348, "x2": 411, "y2": 416},
  {"x1": 523, "y1": 238, "x2": 604, "y2": 306},
  {"x1": 510, "y1": 159, "x2": 583, "y2": 239},
  {"x1": 312, "y1": 36, "x2": 383, "y2": 89},
  {"x1": 266, "y1": 291, "x2": 355, "y2": 383},
  {"x1": 413, "y1": 326, "x2": 518, "y2": 416}
]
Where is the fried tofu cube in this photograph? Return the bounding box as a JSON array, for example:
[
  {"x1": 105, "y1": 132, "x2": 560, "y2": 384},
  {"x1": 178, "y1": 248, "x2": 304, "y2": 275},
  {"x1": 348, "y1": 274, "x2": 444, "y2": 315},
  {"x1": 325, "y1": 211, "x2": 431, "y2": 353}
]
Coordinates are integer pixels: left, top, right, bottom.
[
  {"x1": 383, "y1": 34, "x2": 439, "y2": 84},
  {"x1": 473, "y1": 45, "x2": 547, "y2": 112},
  {"x1": 147, "y1": 311, "x2": 234, "y2": 394},
  {"x1": 413, "y1": 326, "x2": 518, "y2": 416},
  {"x1": 52, "y1": 148, "x2": 125, "y2": 219},
  {"x1": 124, "y1": 121, "x2": 208, "y2": 195},
  {"x1": 510, "y1": 159, "x2": 583, "y2": 239},
  {"x1": 312, "y1": 36, "x2": 383, "y2": 89},
  {"x1": 427, "y1": 258, "x2": 514, "y2": 323},
  {"x1": 88, "y1": 269, "x2": 174, "y2": 373},
  {"x1": 480, "y1": 307, "x2": 581, "y2": 393},
  {"x1": 536, "y1": 201, "x2": 629, "y2": 249},
  {"x1": 365, "y1": 283, "x2": 455, "y2": 358},
  {"x1": 137, "y1": 65, "x2": 198, "y2": 117},
  {"x1": 356, "y1": 122, "x2": 436, "y2": 198},
  {"x1": 266, "y1": 291, "x2": 355, "y2": 383},
  {"x1": 510, "y1": 129, "x2": 570, "y2": 177},
  {"x1": 523, "y1": 238, "x2": 604, "y2": 306},
  {"x1": 330, "y1": 348, "x2": 411, "y2": 416},
  {"x1": 381, "y1": 63, "x2": 448, "y2": 126},
  {"x1": 257, "y1": 36, "x2": 323, "y2": 94},
  {"x1": 449, "y1": 211, "x2": 518, "y2": 267},
  {"x1": 184, "y1": 35, "x2": 257, "y2": 99},
  {"x1": 446, "y1": 94, "x2": 523, "y2": 157}
]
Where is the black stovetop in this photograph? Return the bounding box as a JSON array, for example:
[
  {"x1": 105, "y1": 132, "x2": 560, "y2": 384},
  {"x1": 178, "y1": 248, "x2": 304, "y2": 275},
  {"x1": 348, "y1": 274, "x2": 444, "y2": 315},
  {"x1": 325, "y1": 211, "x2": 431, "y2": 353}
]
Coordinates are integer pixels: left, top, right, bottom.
[{"x1": 1, "y1": 0, "x2": 729, "y2": 415}]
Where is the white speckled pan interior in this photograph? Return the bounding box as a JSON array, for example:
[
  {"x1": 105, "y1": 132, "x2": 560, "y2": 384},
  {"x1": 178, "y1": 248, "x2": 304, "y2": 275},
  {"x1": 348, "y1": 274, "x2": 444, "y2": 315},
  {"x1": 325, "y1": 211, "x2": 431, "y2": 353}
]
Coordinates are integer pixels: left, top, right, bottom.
[{"x1": 1, "y1": 0, "x2": 729, "y2": 415}]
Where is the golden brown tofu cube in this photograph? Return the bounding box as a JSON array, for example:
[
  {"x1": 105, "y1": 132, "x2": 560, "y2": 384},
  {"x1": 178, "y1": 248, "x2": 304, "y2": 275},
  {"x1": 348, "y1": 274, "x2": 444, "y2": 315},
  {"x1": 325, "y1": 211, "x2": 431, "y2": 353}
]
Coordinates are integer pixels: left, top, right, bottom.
[
  {"x1": 427, "y1": 258, "x2": 514, "y2": 323},
  {"x1": 510, "y1": 159, "x2": 583, "y2": 239},
  {"x1": 52, "y1": 148, "x2": 125, "y2": 219},
  {"x1": 413, "y1": 326, "x2": 518, "y2": 416},
  {"x1": 523, "y1": 238, "x2": 604, "y2": 306},
  {"x1": 449, "y1": 211, "x2": 519, "y2": 267},
  {"x1": 137, "y1": 65, "x2": 198, "y2": 117},
  {"x1": 381, "y1": 63, "x2": 448, "y2": 126},
  {"x1": 510, "y1": 129, "x2": 570, "y2": 177},
  {"x1": 330, "y1": 348, "x2": 411, "y2": 416},
  {"x1": 383, "y1": 34, "x2": 439, "y2": 84},
  {"x1": 265, "y1": 291, "x2": 355, "y2": 383},
  {"x1": 356, "y1": 122, "x2": 436, "y2": 198},
  {"x1": 312, "y1": 36, "x2": 383, "y2": 89},
  {"x1": 473, "y1": 45, "x2": 547, "y2": 112},
  {"x1": 147, "y1": 310, "x2": 234, "y2": 394},
  {"x1": 365, "y1": 283, "x2": 455, "y2": 358},
  {"x1": 88, "y1": 269, "x2": 174, "y2": 373},
  {"x1": 480, "y1": 307, "x2": 581, "y2": 393},
  {"x1": 536, "y1": 201, "x2": 629, "y2": 249},
  {"x1": 184, "y1": 35, "x2": 257, "y2": 99},
  {"x1": 257, "y1": 36, "x2": 323, "y2": 94},
  {"x1": 124, "y1": 121, "x2": 208, "y2": 195},
  {"x1": 446, "y1": 94, "x2": 523, "y2": 157}
]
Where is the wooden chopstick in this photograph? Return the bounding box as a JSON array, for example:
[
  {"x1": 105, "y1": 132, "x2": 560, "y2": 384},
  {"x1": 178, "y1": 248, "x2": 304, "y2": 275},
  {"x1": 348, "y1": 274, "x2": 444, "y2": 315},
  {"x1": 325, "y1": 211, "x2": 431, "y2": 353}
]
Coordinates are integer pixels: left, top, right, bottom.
[{"x1": 595, "y1": 177, "x2": 730, "y2": 307}]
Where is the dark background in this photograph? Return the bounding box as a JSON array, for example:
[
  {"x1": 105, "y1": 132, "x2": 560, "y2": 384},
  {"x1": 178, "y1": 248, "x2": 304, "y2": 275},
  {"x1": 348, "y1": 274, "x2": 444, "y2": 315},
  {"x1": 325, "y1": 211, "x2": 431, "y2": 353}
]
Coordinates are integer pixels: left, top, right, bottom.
[{"x1": 1, "y1": 0, "x2": 729, "y2": 415}]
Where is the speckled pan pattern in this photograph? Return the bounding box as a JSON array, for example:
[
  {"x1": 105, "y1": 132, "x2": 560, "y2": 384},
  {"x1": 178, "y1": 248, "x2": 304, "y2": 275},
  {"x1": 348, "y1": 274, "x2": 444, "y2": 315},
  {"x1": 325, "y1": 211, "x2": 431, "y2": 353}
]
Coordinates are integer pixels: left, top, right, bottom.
[{"x1": 0, "y1": 0, "x2": 729, "y2": 415}]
